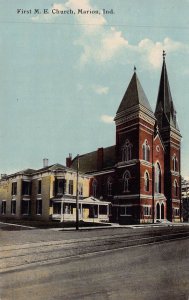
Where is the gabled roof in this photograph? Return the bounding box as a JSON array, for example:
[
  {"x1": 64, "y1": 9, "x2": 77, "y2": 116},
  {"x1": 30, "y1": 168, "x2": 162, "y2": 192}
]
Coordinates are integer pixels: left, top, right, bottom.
[
  {"x1": 37, "y1": 163, "x2": 65, "y2": 173},
  {"x1": 154, "y1": 128, "x2": 165, "y2": 151},
  {"x1": 71, "y1": 145, "x2": 116, "y2": 173},
  {"x1": 116, "y1": 71, "x2": 153, "y2": 114},
  {"x1": 33, "y1": 163, "x2": 79, "y2": 175},
  {"x1": 155, "y1": 56, "x2": 180, "y2": 131}
]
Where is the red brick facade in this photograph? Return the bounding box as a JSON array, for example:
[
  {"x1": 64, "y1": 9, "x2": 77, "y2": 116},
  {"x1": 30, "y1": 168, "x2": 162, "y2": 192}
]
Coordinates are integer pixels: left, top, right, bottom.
[{"x1": 69, "y1": 57, "x2": 181, "y2": 224}]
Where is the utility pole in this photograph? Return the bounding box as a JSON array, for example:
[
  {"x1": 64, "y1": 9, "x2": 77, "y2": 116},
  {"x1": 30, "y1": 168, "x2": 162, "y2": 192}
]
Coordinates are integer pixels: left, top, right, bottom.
[{"x1": 76, "y1": 154, "x2": 79, "y2": 230}]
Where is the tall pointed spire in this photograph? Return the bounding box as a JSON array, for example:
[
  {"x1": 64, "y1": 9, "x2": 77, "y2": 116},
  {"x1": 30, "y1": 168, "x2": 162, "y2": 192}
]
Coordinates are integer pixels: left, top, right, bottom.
[
  {"x1": 116, "y1": 69, "x2": 153, "y2": 114},
  {"x1": 155, "y1": 51, "x2": 179, "y2": 130}
]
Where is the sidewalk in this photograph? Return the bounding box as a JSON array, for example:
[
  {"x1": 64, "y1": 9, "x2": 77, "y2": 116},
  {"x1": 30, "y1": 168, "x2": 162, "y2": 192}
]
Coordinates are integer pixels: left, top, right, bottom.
[
  {"x1": 0, "y1": 220, "x2": 188, "y2": 232},
  {"x1": 49, "y1": 221, "x2": 189, "y2": 231}
]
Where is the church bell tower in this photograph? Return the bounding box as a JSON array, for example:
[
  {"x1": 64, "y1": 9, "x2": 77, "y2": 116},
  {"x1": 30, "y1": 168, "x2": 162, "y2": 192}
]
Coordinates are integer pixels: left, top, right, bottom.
[{"x1": 155, "y1": 51, "x2": 182, "y2": 222}]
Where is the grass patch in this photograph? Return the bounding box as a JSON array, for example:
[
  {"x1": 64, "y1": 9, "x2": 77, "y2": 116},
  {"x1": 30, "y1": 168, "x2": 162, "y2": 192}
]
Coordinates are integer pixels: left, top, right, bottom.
[{"x1": 0, "y1": 218, "x2": 111, "y2": 229}]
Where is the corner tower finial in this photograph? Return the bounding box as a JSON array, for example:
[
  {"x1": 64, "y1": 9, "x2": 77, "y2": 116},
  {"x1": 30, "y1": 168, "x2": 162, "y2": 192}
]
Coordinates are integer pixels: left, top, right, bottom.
[
  {"x1": 134, "y1": 66, "x2": 136, "y2": 73},
  {"x1": 163, "y1": 50, "x2": 166, "y2": 61}
]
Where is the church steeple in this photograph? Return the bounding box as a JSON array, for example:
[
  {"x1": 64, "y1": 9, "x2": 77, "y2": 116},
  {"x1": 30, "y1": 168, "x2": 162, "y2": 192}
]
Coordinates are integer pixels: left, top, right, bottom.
[
  {"x1": 155, "y1": 52, "x2": 181, "y2": 222},
  {"x1": 155, "y1": 51, "x2": 179, "y2": 130},
  {"x1": 116, "y1": 69, "x2": 153, "y2": 115}
]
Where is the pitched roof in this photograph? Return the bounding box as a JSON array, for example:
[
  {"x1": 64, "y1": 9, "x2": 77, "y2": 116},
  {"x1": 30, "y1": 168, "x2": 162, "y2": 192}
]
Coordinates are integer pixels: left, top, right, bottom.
[
  {"x1": 5, "y1": 163, "x2": 79, "y2": 179},
  {"x1": 116, "y1": 71, "x2": 153, "y2": 114},
  {"x1": 36, "y1": 163, "x2": 65, "y2": 173},
  {"x1": 155, "y1": 58, "x2": 179, "y2": 130},
  {"x1": 9, "y1": 168, "x2": 37, "y2": 177},
  {"x1": 32, "y1": 163, "x2": 78, "y2": 175},
  {"x1": 71, "y1": 145, "x2": 116, "y2": 173}
]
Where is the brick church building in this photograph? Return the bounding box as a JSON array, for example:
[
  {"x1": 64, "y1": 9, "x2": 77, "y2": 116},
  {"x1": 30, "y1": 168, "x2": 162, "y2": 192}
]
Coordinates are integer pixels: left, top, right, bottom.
[{"x1": 68, "y1": 53, "x2": 182, "y2": 224}]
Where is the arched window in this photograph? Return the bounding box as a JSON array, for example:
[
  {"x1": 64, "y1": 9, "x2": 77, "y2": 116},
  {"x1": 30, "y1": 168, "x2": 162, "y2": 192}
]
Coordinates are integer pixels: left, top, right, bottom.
[
  {"x1": 123, "y1": 170, "x2": 131, "y2": 192},
  {"x1": 161, "y1": 203, "x2": 164, "y2": 219},
  {"x1": 122, "y1": 140, "x2": 132, "y2": 162},
  {"x1": 174, "y1": 180, "x2": 178, "y2": 197},
  {"x1": 156, "y1": 202, "x2": 165, "y2": 220},
  {"x1": 144, "y1": 172, "x2": 150, "y2": 192},
  {"x1": 156, "y1": 203, "x2": 160, "y2": 219},
  {"x1": 107, "y1": 177, "x2": 113, "y2": 196},
  {"x1": 155, "y1": 163, "x2": 161, "y2": 193},
  {"x1": 92, "y1": 179, "x2": 97, "y2": 197},
  {"x1": 142, "y1": 140, "x2": 150, "y2": 162},
  {"x1": 172, "y1": 156, "x2": 178, "y2": 172}
]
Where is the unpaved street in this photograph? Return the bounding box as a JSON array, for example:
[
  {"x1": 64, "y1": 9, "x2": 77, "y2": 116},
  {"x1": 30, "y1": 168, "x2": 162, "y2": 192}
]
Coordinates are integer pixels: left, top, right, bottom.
[{"x1": 0, "y1": 225, "x2": 189, "y2": 299}]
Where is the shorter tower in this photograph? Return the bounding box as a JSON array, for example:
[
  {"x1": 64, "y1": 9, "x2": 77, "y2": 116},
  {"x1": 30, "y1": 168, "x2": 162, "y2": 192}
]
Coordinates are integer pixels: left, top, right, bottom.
[{"x1": 113, "y1": 67, "x2": 166, "y2": 224}]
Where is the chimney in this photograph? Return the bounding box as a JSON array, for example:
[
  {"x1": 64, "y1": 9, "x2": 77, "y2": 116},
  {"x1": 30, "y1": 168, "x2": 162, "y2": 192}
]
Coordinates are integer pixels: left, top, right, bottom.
[
  {"x1": 43, "y1": 158, "x2": 49, "y2": 168},
  {"x1": 97, "y1": 148, "x2": 103, "y2": 170},
  {"x1": 66, "y1": 153, "x2": 72, "y2": 168}
]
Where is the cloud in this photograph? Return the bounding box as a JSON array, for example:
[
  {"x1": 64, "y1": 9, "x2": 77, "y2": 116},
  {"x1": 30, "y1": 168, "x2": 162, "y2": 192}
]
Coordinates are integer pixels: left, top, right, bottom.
[
  {"x1": 32, "y1": 0, "x2": 106, "y2": 32},
  {"x1": 92, "y1": 85, "x2": 109, "y2": 95},
  {"x1": 93, "y1": 27, "x2": 128, "y2": 62},
  {"x1": 32, "y1": 0, "x2": 128, "y2": 64},
  {"x1": 138, "y1": 37, "x2": 188, "y2": 68},
  {"x1": 31, "y1": 1, "x2": 189, "y2": 69},
  {"x1": 68, "y1": 0, "x2": 107, "y2": 34},
  {"x1": 76, "y1": 27, "x2": 129, "y2": 65},
  {"x1": 100, "y1": 115, "x2": 114, "y2": 124}
]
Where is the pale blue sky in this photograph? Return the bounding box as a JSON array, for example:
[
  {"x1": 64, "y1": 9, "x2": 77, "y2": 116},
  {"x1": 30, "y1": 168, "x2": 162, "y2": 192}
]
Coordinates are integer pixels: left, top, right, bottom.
[{"x1": 0, "y1": 0, "x2": 189, "y2": 177}]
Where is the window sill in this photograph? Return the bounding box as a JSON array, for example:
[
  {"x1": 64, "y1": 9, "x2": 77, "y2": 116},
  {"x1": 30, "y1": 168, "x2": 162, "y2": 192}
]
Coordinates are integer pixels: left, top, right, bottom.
[{"x1": 120, "y1": 214, "x2": 132, "y2": 217}]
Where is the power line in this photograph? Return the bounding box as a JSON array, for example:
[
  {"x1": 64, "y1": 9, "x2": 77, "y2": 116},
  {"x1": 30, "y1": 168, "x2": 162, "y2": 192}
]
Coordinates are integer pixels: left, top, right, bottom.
[{"x1": 0, "y1": 20, "x2": 189, "y2": 29}]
